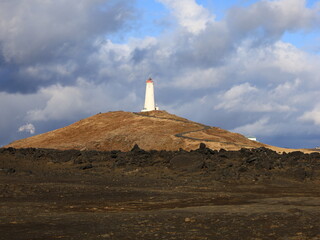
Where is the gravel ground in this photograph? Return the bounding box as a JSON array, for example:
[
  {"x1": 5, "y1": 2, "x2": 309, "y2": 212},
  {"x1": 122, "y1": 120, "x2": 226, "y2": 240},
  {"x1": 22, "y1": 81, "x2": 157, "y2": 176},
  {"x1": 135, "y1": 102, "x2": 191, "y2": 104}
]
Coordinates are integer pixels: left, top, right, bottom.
[{"x1": 1, "y1": 146, "x2": 320, "y2": 240}]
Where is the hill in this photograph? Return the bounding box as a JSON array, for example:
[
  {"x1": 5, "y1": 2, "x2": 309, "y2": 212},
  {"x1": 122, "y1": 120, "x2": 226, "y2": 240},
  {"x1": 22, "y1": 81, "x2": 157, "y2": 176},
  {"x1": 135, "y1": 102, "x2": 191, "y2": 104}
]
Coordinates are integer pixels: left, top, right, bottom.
[{"x1": 6, "y1": 110, "x2": 276, "y2": 151}]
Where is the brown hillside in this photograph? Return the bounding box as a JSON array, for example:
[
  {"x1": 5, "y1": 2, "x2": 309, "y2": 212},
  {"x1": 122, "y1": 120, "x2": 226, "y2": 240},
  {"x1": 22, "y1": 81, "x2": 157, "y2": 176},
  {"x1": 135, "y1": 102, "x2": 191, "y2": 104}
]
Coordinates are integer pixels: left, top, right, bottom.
[{"x1": 6, "y1": 110, "x2": 283, "y2": 151}]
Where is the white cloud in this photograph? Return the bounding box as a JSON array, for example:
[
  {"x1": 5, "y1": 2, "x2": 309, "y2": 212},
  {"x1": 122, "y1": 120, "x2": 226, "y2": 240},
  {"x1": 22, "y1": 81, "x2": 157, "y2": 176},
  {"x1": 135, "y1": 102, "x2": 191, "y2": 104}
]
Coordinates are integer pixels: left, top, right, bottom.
[
  {"x1": 215, "y1": 83, "x2": 291, "y2": 113},
  {"x1": 26, "y1": 78, "x2": 139, "y2": 122},
  {"x1": 18, "y1": 123, "x2": 35, "y2": 134},
  {"x1": 26, "y1": 84, "x2": 84, "y2": 121},
  {"x1": 221, "y1": 83, "x2": 258, "y2": 100},
  {"x1": 171, "y1": 67, "x2": 225, "y2": 89},
  {"x1": 157, "y1": 0, "x2": 214, "y2": 34},
  {"x1": 271, "y1": 78, "x2": 301, "y2": 98},
  {"x1": 300, "y1": 105, "x2": 320, "y2": 125},
  {"x1": 232, "y1": 41, "x2": 319, "y2": 82},
  {"x1": 232, "y1": 117, "x2": 271, "y2": 136}
]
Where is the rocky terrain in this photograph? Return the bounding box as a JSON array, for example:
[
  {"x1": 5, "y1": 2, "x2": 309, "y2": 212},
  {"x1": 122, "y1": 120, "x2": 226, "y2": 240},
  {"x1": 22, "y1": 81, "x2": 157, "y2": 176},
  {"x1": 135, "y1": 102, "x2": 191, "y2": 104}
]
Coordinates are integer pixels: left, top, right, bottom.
[{"x1": 1, "y1": 144, "x2": 320, "y2": 239}]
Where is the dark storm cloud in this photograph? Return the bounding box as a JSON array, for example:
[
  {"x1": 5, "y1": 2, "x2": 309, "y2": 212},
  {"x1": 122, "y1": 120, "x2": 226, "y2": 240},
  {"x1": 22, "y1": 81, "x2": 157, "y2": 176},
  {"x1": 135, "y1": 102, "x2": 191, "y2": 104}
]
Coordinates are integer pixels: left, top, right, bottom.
[
  {"x1": 131, "y1": 48, "x2": 149, "y2": 64},
  {"x1": 0, "y1": 0, "x2": 136, "y2": 93}
]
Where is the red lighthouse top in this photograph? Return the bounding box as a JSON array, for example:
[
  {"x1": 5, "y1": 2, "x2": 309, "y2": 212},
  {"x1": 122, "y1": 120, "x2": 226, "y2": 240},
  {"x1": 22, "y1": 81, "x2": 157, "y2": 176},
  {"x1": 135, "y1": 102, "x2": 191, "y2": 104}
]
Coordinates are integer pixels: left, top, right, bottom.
[{"x1": 146, "y1": 78, "x2": 153, "y2": 83}]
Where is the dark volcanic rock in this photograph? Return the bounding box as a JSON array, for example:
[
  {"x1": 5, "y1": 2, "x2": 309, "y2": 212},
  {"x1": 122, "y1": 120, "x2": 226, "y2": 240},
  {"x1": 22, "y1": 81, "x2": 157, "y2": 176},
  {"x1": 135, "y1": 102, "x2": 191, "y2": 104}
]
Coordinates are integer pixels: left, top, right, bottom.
[
  {"x1": 0, "y1": 147, "x2": 320, "y2": 182},
  {"x1": 131, "y1": 144, "x2": 145, "y2": 153},
  {"x1": 195, "y1": 143, "x2": 216, "y2": 155}
]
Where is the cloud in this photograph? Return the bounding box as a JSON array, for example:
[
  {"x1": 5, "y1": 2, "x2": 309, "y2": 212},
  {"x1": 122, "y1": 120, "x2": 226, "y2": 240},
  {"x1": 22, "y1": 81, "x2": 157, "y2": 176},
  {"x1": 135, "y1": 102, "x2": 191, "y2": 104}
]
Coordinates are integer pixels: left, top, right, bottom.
[
  {"x1": 227, "y1": 0, "x2": 320, "y2": 41},
  {"x1": 157, "y1": 0, "x2": 214, "y2": 34},
  {"x1": 171, "y1": 67, "x2": 225, "y2": 89},
  {"x1": 0, "y1": 0, "x2": 135, "y2": 63},
  {"x1": 300, "y1": 105, "x2": 320, "y2": 125},
  {"x1": 26, "y1": 78, "x2": 140, "y2": 122},
  {"x1": 0, "y1": 91, "x2": 45, "y2": 144},
  {"x1": 214, "y1": 82, "x2": 292, "y2": 113},
  {"x1": 232, "y1": 117, "x2": 271, "y2": 137},
  {"x1": 0, "y1": 0, "x2": 136, "y2": 93},
  {"x1": 18, "y1": 123, "x2": 35, "y2": 134},
  {"x1": 220, "y1": 83, "x2": 258, "y2": 101}
]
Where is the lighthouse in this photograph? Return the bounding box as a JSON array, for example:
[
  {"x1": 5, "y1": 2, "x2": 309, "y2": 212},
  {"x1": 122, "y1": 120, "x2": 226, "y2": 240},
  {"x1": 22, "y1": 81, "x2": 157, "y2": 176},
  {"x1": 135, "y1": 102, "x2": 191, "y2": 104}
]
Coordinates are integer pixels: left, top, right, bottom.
[{"x1": 141, "y1": 78, "x2": 159, "y2": 112}]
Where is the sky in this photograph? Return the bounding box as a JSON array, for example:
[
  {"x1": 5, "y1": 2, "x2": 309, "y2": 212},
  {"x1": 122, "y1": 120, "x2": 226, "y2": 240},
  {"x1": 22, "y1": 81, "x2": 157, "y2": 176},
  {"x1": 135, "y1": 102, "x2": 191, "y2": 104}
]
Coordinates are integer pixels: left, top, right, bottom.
[{"x1": 0, "y1": 0, "x2": 320, "y2": 149}]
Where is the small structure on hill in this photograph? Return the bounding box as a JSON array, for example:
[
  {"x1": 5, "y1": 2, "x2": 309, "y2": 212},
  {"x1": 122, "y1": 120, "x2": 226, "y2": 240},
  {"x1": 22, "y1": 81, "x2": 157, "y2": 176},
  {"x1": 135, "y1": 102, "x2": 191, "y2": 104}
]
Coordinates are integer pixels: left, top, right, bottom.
[
  {"x1": 247, "y1": 136, "x2": 257, "y2": 141},
  {"x1": 141, "y1": 78, "x2": 159, "y2": 112}
]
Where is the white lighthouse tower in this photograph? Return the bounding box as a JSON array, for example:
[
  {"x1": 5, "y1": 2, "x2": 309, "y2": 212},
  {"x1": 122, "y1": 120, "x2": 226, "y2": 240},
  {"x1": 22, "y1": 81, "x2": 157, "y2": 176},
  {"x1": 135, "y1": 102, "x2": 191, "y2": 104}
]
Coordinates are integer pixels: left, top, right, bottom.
[{"x1": 141, "y1": 78, "x2": 159, "y2": 112}]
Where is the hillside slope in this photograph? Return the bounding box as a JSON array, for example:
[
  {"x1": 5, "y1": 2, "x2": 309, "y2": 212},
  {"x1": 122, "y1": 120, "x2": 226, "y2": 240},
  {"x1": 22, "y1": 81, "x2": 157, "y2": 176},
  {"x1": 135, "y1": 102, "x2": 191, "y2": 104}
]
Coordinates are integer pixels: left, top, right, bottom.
[{"x1": 6, "y1": 111, "x2": 270, "y2": 151}]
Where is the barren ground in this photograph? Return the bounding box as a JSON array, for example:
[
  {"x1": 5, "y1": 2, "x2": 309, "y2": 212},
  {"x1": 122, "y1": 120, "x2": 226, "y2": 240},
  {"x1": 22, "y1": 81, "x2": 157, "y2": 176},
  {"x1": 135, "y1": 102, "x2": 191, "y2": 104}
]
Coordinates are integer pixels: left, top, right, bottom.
[{"x1": 1, "y1": 146, "x2": 320, "y2": 240}]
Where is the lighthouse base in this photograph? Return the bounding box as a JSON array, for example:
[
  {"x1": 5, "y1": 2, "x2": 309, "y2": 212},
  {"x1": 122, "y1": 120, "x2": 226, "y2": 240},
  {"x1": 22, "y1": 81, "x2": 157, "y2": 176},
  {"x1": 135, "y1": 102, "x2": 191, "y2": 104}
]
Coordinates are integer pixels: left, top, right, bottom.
[{"x1": 141, "y1": 107, "x2": 159, "y2": 112}]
